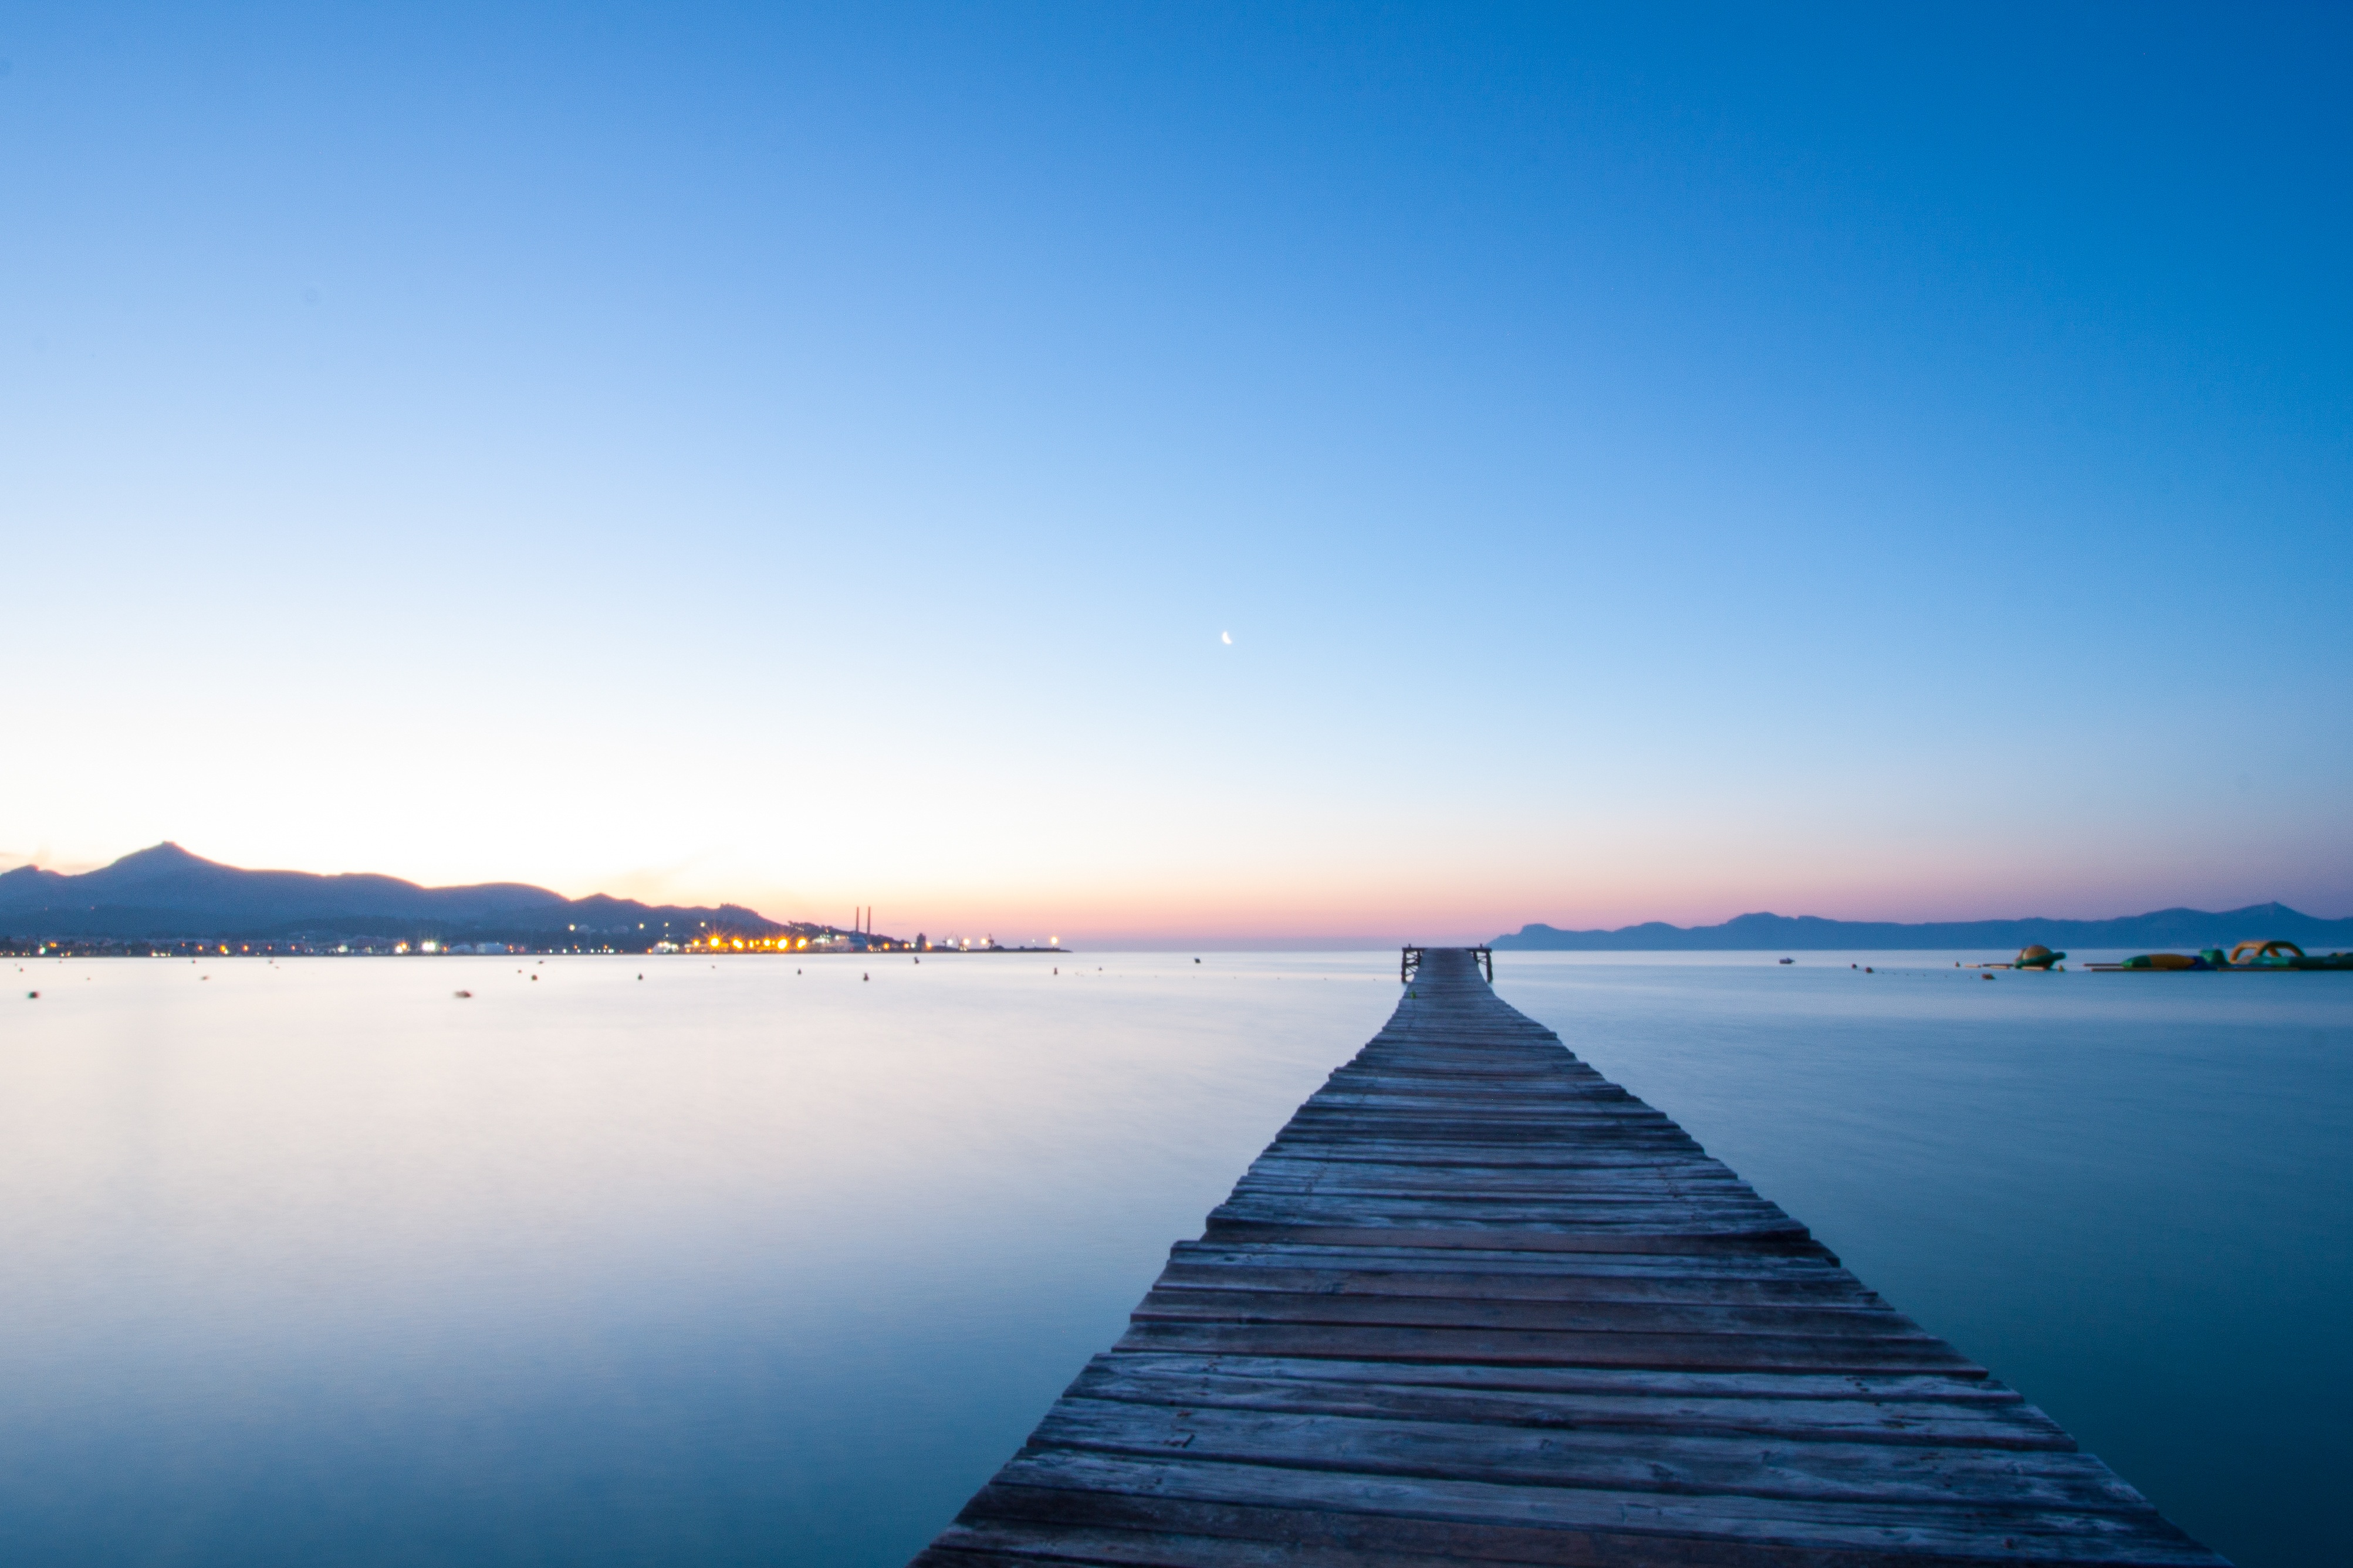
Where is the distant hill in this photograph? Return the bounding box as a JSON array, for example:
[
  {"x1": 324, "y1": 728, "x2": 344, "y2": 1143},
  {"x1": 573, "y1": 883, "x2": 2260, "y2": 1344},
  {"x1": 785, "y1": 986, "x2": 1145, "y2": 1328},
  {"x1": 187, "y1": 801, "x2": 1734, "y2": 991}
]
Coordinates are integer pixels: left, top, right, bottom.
[
  {"x1": 1493, "y1": 905, "x2": 2353, "y2": 953},
  {"x1": 0, "y1": 843, "x2": 818, "y2": 945}
]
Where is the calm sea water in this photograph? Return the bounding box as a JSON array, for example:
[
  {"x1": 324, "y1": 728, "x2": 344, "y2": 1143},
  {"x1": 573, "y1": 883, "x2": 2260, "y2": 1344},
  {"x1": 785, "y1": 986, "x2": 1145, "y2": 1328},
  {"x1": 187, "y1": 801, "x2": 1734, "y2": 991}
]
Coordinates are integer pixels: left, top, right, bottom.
[{"x1": 1, "y1": 951, "x2": 2345, "y2": 1567}]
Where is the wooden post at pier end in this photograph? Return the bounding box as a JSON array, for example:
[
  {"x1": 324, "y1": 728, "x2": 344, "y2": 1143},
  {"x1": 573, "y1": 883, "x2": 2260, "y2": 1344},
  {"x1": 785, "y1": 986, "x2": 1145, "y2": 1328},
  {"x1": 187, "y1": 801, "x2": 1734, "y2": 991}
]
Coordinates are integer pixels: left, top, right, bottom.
[
  {"x1": 1402, "y1": 944, "x2": 1493, "y2": 984},
  {"x1": 911, "y1": 947, "x2": 2224, "y2": 1568}
]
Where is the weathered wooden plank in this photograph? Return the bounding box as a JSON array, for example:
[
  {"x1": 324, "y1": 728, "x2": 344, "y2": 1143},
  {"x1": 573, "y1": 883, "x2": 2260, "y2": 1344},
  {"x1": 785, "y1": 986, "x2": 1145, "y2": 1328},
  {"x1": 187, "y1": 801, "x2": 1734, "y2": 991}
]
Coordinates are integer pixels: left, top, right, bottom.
[
  {"x1": 1234, "y1": 1164, "x2": 1755, "y2": 1187},
  {"x1": 1309, "y1": 1091, "x2": 1625, "y2": 1103},
  {"x1": 1279, "y1": 1108, "x2": 1680, "y2": 1126},
  {"x1": 1263, "y1": 1144, "x2": 1715, "y2": 1165},
  {"x1": 1032, "y1": 1399, "x2": 2142, "y2": 1511},
  {"x1": 1326, "y1": 1066, "x2": 1608, "y2": 1081},
  {"x1": 1205, "y1": 1204, "x2": 1806, "y2": 1235},
  {"x1": 1067, "y1": 1360, "x2": 2073, "y2": 1450},
  {"x1": 1299, "y1": 1093, "x2": 1666, "y2": 1112},
  {"x1": 918, "y1": 1519, "x2": 1514, "y2": 1568},
  {"x1": 1199, "y1": 1221, "x2": 1830, "y2": 1257},
  {"x1": 1233, "y1": 1184, "x2": 1769, "y2": 1213},
  {"x1": 922, "y1": 1513, "x2": 2148, "y2": 1568},
  {"x1": 1154, "y1": 1262, "x2": 1878, "y2": 1306},
  {"x1": 921, "y1": 1515, "x2": 2112, "y2": 1568},
  {"x1": 1213, "y1": 1196, "x2": 1791, "y2": 1224},
  {"x1": 1265, "y1": 1133, "x2": 1704, "y2": 1152},
  {"x1": 922, "y1": 1516, "x2": 2153, "y2": 1568},
  {"x1": 1152, "y1": 1250, "x2": 1854, "y2": 1288},
  {"x1": 1261, "y1": 1147, "x2": 1722, "y2": 1170},
  {"x1": 1323, "y1": 1065, "x2": 1606, "y2": 1080},
  {"x1": 917, "y1": 1523, "x2": 1519, "y2": 1568},
  {"x1": 963, "y1": 1454, "x2": 2223, "y2": 1563},
  {"x1": 1089, "y1": 1352, "x2": 2029, "y2": 1406},
  {"x1": 1167, "y1": 1238, "x2": 1852, "y2": 1276},
  {"x1": 1113, "y1": 1319, "x2": 1983, "y2": 1373},
  {"x1": 1258, "y1": 1143, "x2": 1727, "y2": 1168},
  {"x1": 1131, "y1": 1287, "x2": 1928, "y2": 1338},
  {"x1": 1266, "y1": 1132, "x2": 1710, "y2": 1153},
  {"x1": 1211, "y1": 1199, "x2": 1793, "y2": 1225},
  {"x1": 1232, "y1": 1169, "x2": 1759, "y2": 1194},
  {"x1": 1241, "y1": 1158, "x2": 1756, "y2": 1186}
]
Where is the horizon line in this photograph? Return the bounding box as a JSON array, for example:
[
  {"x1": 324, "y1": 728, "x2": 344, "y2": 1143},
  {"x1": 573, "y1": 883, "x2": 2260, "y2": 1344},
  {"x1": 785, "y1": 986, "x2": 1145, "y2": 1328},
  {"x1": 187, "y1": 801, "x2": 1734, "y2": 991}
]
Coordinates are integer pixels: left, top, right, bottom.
[{"x1": 6, "y1": 843, "x2": 2347, "y2": 937}]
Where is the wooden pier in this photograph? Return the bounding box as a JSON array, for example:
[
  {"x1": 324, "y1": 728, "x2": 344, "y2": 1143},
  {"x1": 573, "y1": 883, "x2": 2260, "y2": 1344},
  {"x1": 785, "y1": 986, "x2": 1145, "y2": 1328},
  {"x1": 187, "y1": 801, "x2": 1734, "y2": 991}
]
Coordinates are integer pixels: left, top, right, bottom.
[{"x1": 913, "y1": 948, "x2": 2224, "y2": 1567}]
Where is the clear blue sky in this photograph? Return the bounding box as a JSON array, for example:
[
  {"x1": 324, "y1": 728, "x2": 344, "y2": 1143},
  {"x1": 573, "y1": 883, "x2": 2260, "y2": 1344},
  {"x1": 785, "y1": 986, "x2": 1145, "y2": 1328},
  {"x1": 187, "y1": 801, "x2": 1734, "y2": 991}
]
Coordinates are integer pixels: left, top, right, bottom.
[{"x1": 4, "y1": 3, "x2": 2348, "y2": 942}]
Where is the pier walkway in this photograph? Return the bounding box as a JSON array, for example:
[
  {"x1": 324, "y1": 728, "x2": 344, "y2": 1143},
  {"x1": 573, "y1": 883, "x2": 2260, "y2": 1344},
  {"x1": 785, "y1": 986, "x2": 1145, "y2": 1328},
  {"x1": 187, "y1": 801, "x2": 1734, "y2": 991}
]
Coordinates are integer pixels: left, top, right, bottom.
[{"x1": 912, "y1": 949, "x2": 2223, "y2": 1567}]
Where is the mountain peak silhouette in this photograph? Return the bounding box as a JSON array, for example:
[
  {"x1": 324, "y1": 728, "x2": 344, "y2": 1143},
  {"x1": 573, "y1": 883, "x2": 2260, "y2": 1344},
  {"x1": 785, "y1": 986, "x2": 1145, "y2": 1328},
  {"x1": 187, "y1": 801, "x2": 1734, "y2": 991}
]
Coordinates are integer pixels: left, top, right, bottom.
[
  {"x1": 0, "y1": 844, "x2": 818, "y2": 944},
  {"x1": 1496, "y1": 903, "x2": 2353, "y2": 951}
]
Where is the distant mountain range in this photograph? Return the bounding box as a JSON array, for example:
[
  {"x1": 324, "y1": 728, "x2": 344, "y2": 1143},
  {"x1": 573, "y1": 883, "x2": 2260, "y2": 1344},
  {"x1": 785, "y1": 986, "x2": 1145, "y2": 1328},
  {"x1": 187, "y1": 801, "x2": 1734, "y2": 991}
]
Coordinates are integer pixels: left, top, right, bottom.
[
  {"x1": 1493, "y1": 905, "x2": 2353, "y2": 953},
  {"x1": 0, "y1": 843, "x2": 814, "y2": 945}
]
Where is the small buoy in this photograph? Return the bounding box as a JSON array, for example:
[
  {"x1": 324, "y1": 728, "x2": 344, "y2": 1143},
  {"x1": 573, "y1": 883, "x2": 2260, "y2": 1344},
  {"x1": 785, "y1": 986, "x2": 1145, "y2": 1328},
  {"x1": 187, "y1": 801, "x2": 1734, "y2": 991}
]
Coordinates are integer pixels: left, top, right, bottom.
[
  {"x1": 862, "y1": 972, "x2": 869, "y2": 981},
  {"x1": 637, "y1": 974, "x2": 643, "y2": 980},
  {"x1": 454, "y1": 990, "x2": 472, "y2": 999},
  {"x1": 25, "y1": 991, "x2": 35, "y2": 999},
  {"x1": 1864, "y1": 967, "x2": 1874, "y2": 974},
  {"x1": 530, "y1": 974, "x2": 537, "y2": 981},
  {"x1": 1194, "y1": 957, "x2": 1201, "y2": 964},
  {"x1": 1982, "y1": 973, "x2": 1996, "y2": 980}
]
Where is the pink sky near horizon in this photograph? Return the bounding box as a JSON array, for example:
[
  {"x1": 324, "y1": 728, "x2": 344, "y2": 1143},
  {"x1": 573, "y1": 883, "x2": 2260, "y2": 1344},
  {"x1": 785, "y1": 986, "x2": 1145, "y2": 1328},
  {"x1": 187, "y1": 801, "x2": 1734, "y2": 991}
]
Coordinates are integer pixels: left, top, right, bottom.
[{"x1": 8, "y1": 833, "x2": 2342, "y2": 949}]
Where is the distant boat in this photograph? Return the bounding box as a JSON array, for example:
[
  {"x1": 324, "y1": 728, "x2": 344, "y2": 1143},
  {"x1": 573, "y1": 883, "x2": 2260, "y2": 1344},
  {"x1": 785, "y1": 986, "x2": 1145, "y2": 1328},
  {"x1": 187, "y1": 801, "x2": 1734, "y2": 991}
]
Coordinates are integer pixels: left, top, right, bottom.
[
  {"x1": 1778, "y1": 957, "x2": 1793, "y2": 965},
  {"x1": 1965, "y1": 944, "x2": 2067, "y2": 971}
]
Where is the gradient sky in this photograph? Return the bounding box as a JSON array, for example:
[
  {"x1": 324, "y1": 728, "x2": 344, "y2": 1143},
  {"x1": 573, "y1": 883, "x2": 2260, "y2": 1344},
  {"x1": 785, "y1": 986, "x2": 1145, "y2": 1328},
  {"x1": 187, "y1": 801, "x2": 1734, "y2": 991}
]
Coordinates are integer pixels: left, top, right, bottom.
[{"x1": 4, "y1": 3, "x2": 2349, "y2": 943}]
